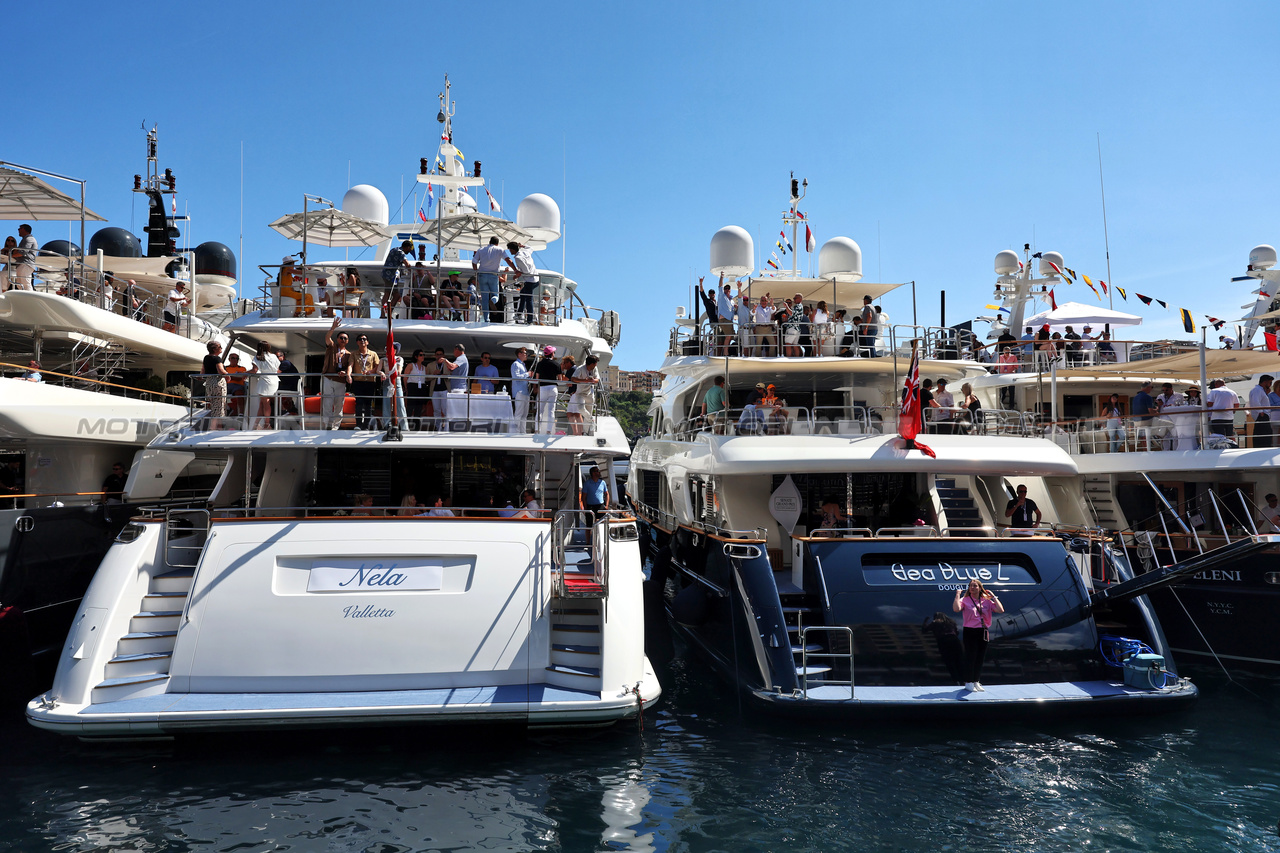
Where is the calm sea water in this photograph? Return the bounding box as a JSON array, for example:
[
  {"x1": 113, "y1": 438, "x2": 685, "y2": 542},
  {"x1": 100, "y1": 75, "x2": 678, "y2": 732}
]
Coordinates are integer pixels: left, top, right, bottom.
[{"x1": 3, "y1": 614, "x2": 1279, "y2": 852}]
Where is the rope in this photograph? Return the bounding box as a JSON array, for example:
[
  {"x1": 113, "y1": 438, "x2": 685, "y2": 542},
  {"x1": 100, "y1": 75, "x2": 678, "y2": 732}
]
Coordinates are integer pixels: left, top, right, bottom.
[{"x1": 0, "y1": 360, "x2": 188, "y2": 402}]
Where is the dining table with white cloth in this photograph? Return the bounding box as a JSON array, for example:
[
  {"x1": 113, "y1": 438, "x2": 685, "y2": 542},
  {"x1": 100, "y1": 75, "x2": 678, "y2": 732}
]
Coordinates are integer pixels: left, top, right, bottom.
[{"x1": 441, "y1": 391, "x2": 517, "y2": 432}]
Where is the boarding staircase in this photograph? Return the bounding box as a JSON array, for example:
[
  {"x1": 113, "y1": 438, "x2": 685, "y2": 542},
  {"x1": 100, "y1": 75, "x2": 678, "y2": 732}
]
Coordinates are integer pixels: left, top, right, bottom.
[
  {"x1": 70, "y1": 338, "x2": 132, "y2": 386},
  {"x1": 89, "y1": 509, "x2": 208, "y2": 704},
  {"x1": 777, "y1": 588, "x2": 834, "y2": 685},
  {"x1": 546, "y1": 510, "x2": 609, "y2": 692},
  {"x1": 1083, "y1": 475, "x2": 1120, "y2": 528},
  {"x1": 91, "y1": 566, "x2": 191, "y2": 703},
  {"x1": 933, "y1": 476, "x2": 986, "y2": 532}
]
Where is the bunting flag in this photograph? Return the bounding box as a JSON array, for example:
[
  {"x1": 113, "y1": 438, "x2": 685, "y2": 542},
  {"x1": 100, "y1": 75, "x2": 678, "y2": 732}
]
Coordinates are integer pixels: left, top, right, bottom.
[
  {"x1": 1207, "y1": 316, "x2": 1226, "y2": 330},
  {"x1": 779, "y1": 230, "x2": 793, "y2": 253},
  {"x1": 171, "y1": 194, "x2": 177, "y2": 215},
  {"x1": 417, "y1": 208, "x2": 428, "y2": 223},
  {"x1": 984, "y1": 304, "x2": 1003, "y2": 311},
  {"x1": 484, "y1": 186, "x2": 501, "y2": 213},
  {"x1": 1155, "y1": 298, "x2": 1168, "y2": 309},
  {"x1": 1114, "y1": 285, "x2": 1125, "y2": 300},
  {"x1": 1180, "y1": 308, "x2": 1196, "y2": 333},
  {"x1": 776, "y1": 240, "x2": 787, "y2": 256},
  {"x1": 1082, "y1": 277, "x2": 1101, "y2": 301},
  {"x1": 1047, "y1": 261, "x2": 1067, "y2": 279},
  {"x1": 1048, "y1": 288, "x2": 1058, "y2": 310},
  {"x1": 897, "y1": 347, "x2": 936, "y2": 459},
  {"x1": 1266, "y1": 332, "x2": 1277, "y2": 352},
  {"x1": 795, "y1": 210, "x2": 805, "y2": 220},
  {"x1": 766, "y1": 259, "x2": 779, "y2": 270},
  {"x1": 1064, "y1": 266, "x2": 1078, "y2": 282},
  {"x1": 805, "y1": 223, "x2": 816, "y2": 253},
  {"x1": 427, "y1": 183, "x2": 434, "y2": 211},
  {"x1": 1136, "y1": 293, "x2": 1153, "y2": 306}
]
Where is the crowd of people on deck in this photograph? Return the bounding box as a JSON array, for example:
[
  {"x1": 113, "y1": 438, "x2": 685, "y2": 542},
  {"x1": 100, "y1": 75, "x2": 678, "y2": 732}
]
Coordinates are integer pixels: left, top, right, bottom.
[
  {"x1": 695, "y1": 274, "x2": 887, "y2": 358},
  {"x1": 198, "y1": 318, "x2": 602, "y2": 434},
  {"x1": 279, "y1": 237, "x2": 550, "y2": 325}
]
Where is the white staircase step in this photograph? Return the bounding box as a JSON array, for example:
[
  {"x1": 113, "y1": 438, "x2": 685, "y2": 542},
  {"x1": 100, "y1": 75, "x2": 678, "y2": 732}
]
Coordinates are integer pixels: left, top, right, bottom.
[
  {"x1": 118, "y1": 630, "x2": 179, "y2": 654},
  {"x1": 129, "y1": 611, "x2": 182, "y2": 633},
  {"x1": 105, "y1": 651, "x2": 172, "y2": 678},
  {"x1": 545, "y1": 663, "x2": 601, "y2": 679},
  {"x1": 551, "y1": 642, "x2": 601, "y2": 656},
  {"x1": 91, "y1": 673, "x2": 169, "y2": 703},
  {"x1": 795, "y1": 665, "x2": 833, "y2": 676},
  {"x1": 151, "y1": 569, "x2": 195, "y2": 594},
  {"x1": 551, "y1": 623, "x2": 600, "y2": 636},
  {"x1": 140, "y1": 592, "x2": 188, "y2": 612}
]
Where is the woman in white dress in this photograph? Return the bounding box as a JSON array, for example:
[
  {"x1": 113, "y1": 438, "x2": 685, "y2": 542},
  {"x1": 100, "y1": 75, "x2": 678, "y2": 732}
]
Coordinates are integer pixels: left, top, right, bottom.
[{"x1": 248, "y1": 340, "x2": 281, "y2": 429}]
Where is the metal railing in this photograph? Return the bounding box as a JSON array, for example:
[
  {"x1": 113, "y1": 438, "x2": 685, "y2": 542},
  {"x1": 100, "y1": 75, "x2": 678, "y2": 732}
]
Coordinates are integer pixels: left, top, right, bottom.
[
  {"x1": 184, "y1": 370, "x2": 607, "y2": 436},
  {"x1": 1115, "y1": 486, "x2": 1261, "y2": 574},
  {"x1": 667, "y1": 319, "x2": 972, "y2": 360},
  {"x1": 798, "y1": 625, "x2": 854, "y2": 700},
  {"x1": 3, "y1": 252, "x2": 229, "y2": 341},
  {"x1": 551, "y1": 508, "x2": 622, "y2": 599},
  {"x1": 255, "y1": 262, "x2": 602, "y2": 329},
  {"x1": 163, "y1": 508, "x2": 210, "y2": 568}
]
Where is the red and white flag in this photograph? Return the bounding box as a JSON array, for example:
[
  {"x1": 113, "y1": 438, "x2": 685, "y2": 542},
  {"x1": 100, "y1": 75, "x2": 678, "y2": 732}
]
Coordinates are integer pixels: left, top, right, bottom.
[
  {"x1": 805, "y1": 223, "x2": 815, "y2": 253},
  {"x1": 897, "y1": 346, "x2": 936, "y2": 458},
  {"x1": 485, "y1": 186, "x2": 501, "y2": 214}
]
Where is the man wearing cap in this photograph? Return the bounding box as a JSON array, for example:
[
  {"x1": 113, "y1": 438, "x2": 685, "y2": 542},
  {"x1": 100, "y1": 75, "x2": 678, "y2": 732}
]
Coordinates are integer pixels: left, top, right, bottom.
[
  {"x1": 1248, "y1": 374, "x2": 1274, "y2": 448},
  {"x1": 533, "y1": 345, "x2": 561, "y2": 433},
  {"x1": 506, "y1": 241, "x2": 539, "y2": 324},
  {"x1": 164, "y1": 280, "x2": 190, "y2": 332},
  {"x1": 859, "y1": 295, "x2": 878, "y2": 357},
  {"x1": 1206, "y1": 378, "x2": 1240, "y2": 439},
  {"x1": 381, "y1": 240, "x2": 414, "y2": 317},
  {"x1": 472, "y1": 236, "x2": 504, "y2": 322},
  {"x1": 1079, "y1": 325, "x2": 1097, "y2": 363}
]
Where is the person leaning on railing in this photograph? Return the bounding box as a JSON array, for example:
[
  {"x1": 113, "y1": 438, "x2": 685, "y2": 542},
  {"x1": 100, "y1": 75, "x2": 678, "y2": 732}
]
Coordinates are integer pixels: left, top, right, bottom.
[{"x1": 202, "y1": 340, "x2": 229, "y2": 427}]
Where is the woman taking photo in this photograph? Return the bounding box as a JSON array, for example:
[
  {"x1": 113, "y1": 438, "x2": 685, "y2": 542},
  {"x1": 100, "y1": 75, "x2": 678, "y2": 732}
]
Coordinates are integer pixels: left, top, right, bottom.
[{"x1": 952, "y1": 579, "x2": 1005, "y2": 692}]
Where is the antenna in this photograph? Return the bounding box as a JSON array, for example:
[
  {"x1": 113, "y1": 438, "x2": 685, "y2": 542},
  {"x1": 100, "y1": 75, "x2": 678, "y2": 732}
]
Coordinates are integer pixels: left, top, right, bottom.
[{"x1": 1097, "y1": 133, "x2": 1114, "y2": 310}]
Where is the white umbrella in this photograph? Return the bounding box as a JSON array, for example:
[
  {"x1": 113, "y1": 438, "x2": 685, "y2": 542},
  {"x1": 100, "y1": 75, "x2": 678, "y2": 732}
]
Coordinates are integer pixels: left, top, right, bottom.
[
  {"x1": 0, "y1": 165, "x2": 106, "y2": 221},
  {"x1": 397, "y1": 212, "x2": 535, "y2": 252},
  {"x1": 1024, "y1": 301, "x2": 1143, "y2": 328},
  {"x1": 269, "y1": 208, "x2": 392, "y2": 248}
]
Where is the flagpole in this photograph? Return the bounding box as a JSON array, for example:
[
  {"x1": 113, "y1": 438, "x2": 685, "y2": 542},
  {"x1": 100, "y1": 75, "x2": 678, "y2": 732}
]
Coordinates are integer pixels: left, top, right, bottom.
[{"x1": 1097, "y1": 134, "x2": 1114, "y2": 310}]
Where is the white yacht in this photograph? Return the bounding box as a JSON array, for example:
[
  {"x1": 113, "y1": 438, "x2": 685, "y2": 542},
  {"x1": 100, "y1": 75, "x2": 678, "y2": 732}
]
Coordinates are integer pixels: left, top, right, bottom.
[
  {"x1": 27, "y1": 81, "x2": 658, "y2": 736},
  {"x1": 631, "y1": 180, "x2": 1217, "y2": 719},
  {"x1": 969, "y1": 244, "x2": 1280, "y2": 670},
  {"x1": 0, "y1": 136, "x2": 243, "y2": 694}
]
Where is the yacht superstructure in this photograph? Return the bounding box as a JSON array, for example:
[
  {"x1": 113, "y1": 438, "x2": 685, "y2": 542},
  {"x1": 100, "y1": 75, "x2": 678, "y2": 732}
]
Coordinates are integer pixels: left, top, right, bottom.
[{"x1": 26, "y1": 79, "x2": 658, "y2": 736}]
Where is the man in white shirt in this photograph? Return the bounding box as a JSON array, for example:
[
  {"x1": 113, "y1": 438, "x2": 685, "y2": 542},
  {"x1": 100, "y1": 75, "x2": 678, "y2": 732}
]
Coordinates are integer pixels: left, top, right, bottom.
[
  {"x1": 1247, "y1": 374, "x2": 1274, "y2": 448},
  {"x1": 735, "y1": 284, "x2": 752, "y2": 355},
  {"x1": 164, "y1": 282, "x2": 190, "y2": 332},
  {"x1": 753, "y1": 295, "x2": 776, "y2": 357},
  {"x1": 510, "y1": 346, "x2": 531, "y2": 431},
  {"x1": 471, "y1": 236, "x2": 505, "y2": 321},
  {"x1": 1080, "y1": 325, "x2": 1097, "y2": 363},
  {"x1": 1206, "y1": 379, "x2": 1240, "y2": 438},
  {"x1": 1261, "y1": 493, "x2": 1280, "y2": 533},
  {"x1": 933, "y1": 378, "x2": 956, "y2": 434},
  {"x1": 715, "y1": 278, "x2": 734, "y2": 356},
  {"x1": 505, "y1": 242, "x2": 539, "y2": 324}
]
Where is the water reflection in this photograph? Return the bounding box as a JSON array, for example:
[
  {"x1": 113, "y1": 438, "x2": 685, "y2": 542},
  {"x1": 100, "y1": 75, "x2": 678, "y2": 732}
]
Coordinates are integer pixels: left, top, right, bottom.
[{"x1": 2, "y1": 660, "x2": 1278, "y2": 851}]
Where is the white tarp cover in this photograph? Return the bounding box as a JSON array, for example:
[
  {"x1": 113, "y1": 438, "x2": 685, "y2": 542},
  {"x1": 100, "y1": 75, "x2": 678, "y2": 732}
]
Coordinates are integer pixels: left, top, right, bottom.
[
  {"x1": 1024, "y1": 301, "x2": 1143, "y2": 328},
  {"x1": 743, "y1": 278, "x2": 903, "y2": 308},
  {"x1": 0, "y1": 166, "x2": 105, "y2": 221}
]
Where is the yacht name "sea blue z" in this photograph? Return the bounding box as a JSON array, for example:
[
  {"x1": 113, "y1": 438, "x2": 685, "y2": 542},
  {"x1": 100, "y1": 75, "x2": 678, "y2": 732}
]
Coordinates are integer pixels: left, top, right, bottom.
[{"x1": 890, "y1": 562, "x2": 1013, "y2": 583}]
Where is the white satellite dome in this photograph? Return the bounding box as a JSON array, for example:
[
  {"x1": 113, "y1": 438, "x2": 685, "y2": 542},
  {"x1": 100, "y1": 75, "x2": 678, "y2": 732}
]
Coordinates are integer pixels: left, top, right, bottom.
[
  {"x1": 1038, "y1": 251, "x2": 1065, "y2": 278},
  {"x1": 517, "y1": 193, "x2": 561, "y2": 242},
  {"x1": 994, "y1": 250, "x2": 1020, "y2": 275},
  {"x1": 457, "y1": 190, "x2": 478, "y2": 212},
  {"x1": 1250, "y1": 244, "x2": 1277, "y2": 270},
  {"x1": 817, "y1": 237, "x2": 863, "y2": 282},
  {"x1": 709, "y1": 226, "x2": 753, "y2": 277},
  {"x1": 342, "y1": 184, "x2": 389, "y2": 225}
]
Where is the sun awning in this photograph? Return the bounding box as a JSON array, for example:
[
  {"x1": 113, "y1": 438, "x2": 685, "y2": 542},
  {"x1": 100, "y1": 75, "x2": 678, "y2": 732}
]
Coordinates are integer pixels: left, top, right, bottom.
[
  {"x1": 1025, "y1": 301, "x2": 1143, "y2": 328},
  {"x1": 268, "y1": 209, "x2": 393, "y2": 247},
  {"x1": 1057, "y1": 348, "x2": 1280, "y2": 381},
  {"x1": 0, "y1": 165, "x2": 106, "y2": 221},
  {"x1": 741, "y1": 278, "x2": 904, "y2": 309}
]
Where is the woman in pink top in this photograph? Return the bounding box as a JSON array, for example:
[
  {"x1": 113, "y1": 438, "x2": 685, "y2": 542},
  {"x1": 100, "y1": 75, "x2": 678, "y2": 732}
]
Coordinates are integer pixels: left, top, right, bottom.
[{"x1": 951, "y1": 579, "x2": 1005, "y2": 693}]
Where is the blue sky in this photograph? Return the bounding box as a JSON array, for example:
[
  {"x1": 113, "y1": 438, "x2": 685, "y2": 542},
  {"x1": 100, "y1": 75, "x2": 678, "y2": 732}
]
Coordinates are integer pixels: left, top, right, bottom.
[{"x1": 6, "y1": 1, "x2": 1278, "y2": 369}]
